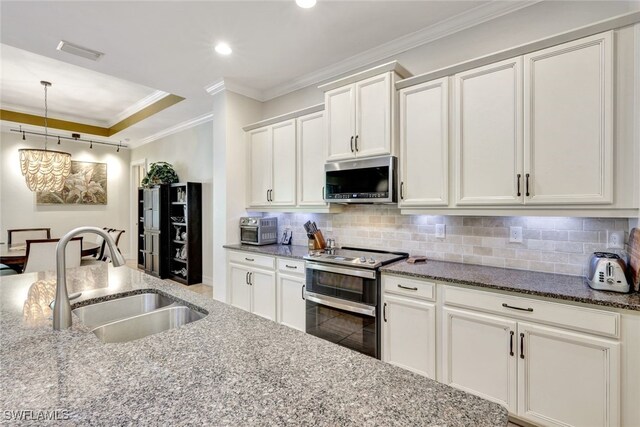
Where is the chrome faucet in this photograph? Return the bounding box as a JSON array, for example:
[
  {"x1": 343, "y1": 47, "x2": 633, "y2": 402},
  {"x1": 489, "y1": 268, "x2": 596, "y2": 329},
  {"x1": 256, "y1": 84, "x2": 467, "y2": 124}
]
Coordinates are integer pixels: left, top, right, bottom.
[{"x1": 53, "y1": 226, "x2": 126, "y2": 330}]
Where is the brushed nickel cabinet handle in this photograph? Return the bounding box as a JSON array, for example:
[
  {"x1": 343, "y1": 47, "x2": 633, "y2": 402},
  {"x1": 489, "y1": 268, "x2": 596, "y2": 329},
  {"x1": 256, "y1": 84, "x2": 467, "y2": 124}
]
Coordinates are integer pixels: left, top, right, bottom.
[
  {"x1": 502, "y1": 303, "x2": 533, "y2": 312},
  {"x1": 510, "y1": 331, "x2": 514, "y2": 356}
]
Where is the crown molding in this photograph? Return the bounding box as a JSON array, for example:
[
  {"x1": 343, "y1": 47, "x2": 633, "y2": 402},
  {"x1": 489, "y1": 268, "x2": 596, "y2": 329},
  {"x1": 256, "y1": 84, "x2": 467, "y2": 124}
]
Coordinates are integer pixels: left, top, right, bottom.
[
  {"x1": 131, "y1": 111, "x2": 213, "y2": 149},
  {"x1": 107, "y1": 90, "x2": 169, "y2": 127},
  {"x1": 261, "y1": 0, "x2": 540, "y2": 101},
  {"x1": 205, "y1": 78, "x2": 265, "y2": 101}
]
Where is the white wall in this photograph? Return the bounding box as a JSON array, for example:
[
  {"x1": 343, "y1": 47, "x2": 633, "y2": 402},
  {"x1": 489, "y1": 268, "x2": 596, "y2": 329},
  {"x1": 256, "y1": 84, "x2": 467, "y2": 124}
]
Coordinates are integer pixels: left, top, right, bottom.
[
  {"x1": 212, "y1": 90, "x2": 262, "y2": 301},
  {"x1": 130, "y1": 121, "x2": 214, "y2": 284},
  {"x1": 261, "y1": 1, "x2": 640, "y2": 118},
  {"x1": 0, "y1": 131, "x2": 131, "y2": 254}
]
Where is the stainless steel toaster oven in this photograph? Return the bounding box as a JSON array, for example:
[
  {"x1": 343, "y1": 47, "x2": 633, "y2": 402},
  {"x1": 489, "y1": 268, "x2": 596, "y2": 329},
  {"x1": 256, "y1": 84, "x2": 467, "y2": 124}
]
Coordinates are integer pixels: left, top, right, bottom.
[{"x1": 240, "y1": 217, "x2": 278, "y2": 245}]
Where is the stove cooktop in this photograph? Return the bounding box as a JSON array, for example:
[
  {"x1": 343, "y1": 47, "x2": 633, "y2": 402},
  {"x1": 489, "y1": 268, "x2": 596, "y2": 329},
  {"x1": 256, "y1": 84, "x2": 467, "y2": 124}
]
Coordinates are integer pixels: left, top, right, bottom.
[{"x1": 303, "y1": 247, "x2": 409, "y2": 269}]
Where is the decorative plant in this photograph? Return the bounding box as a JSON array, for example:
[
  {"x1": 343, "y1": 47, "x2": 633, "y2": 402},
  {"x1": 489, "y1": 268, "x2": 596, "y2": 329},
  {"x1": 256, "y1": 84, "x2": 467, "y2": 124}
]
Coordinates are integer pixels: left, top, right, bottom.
[{"x1": 141, "y1": 162, "x2": 179, "y2": 187}]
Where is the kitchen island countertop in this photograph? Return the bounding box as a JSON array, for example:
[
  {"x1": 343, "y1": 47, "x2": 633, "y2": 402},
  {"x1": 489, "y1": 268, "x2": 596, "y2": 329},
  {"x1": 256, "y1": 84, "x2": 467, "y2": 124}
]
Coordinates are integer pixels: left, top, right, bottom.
[{"x1": 0, "y1": 264, "x2": 507, "y2": 426}]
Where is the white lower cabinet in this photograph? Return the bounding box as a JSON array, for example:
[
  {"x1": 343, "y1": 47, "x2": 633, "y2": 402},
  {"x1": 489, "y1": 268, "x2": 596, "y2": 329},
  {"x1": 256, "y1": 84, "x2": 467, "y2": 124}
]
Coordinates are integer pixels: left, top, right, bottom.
[
  {"x1": 441, "y1": 288, "x2": 621, "y2": 427},
  {"x1": 382, "y1": 294, "x2": 436, "y2": 378},
  {"x1": 277, "y1": 273, "x2": 306, "y2": 332},
  {"x1": 442, "y1": 307, "x2": 517, "y2": 412},
  {"x1": 517, "y1": 322, "x2": 619, "y2": 427},
  {"x1": 228, "y1": 257, "x2": 276, "y2": 321}
]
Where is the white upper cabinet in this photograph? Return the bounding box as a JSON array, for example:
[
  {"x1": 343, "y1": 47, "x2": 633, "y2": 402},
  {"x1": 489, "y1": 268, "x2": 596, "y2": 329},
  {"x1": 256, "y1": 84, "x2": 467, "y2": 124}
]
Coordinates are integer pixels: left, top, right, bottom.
[
  {"x1": 247, "y1": 120, "x2": 296, "y2": 209},
  {"x1": 270, "y1": 120, "x2": 296, "y2": 206},
  {"x1": 399, "y1": 77, "x2": 449, "y2": 207},
  {"x1": 523, "y1": 31, "x2": 613, "y2": 205},
  {"x1": 454, "y1": 57, "x2": 523, "y2": 205},
  {"x1": 321, "y1": 61, "x2": 411, "y2": 162},
  {"x1": 354, "y1": 73, "x2": 392, "y2": 158},
  {"x1": 297, "y1": 111, "x2": 327, "y2": 207},
  {"x1": 248, "y1": 127, "x2": 272, "y2": 207},
  {"x1": 326, "y1": 85, "x2": 355, "y2": 161}
]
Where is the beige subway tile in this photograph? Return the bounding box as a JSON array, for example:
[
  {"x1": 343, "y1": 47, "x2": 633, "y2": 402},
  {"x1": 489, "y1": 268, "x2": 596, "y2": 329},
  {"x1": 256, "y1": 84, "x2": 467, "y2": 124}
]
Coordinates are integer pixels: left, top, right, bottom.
[
  {"x1": 541, "y1": 230, "x2": 568, "y2": 241},
  {"x1": 505, "y1": 258, "x2": 530, "y2": 270},
  {"x1": 554, "y1": 241, "x2": 584, "y2": 253},
  {"x1": 523, "y1": 229, "x2": 541, "y2": 240},
  {"x1": 463, "y1": 217, "x2": 483, "y2": 226},
  {"x1": 568, "y1": 253, "x2": 590, "y2": 265},
  {"x1": 411, "y1": 233, "x2": 426, "y2": 242},
  {"x1": 540, "y1": 251, "x2": 568, "y2": 263},
  {"x1": 516, "y1": 249, "x2": 541, "y2": 261},
  {"x1": 583, "y1": 218, "x2": 614, "y2": 231},
  {"x1": 527, "y1": 217, "x2": 556, "y2": 230},
  {"x1": 529, "y1": 261, "x2": 555, "y2": 273},
  {"x1": 356, "y1": 229, "x2": 369, "y2": 238},
  {"x1": 554, "y1": 217, "x2": 584, "y2": 230},
  {"x1": 492, "y1": 227, "x2": 509, "y2": 238},
  {"x1": 482, "y1": 256, "x2": 505, "y2": 268},
  {"x1": 445, "y1": 235, "x2": 463, "y2": 245},
  {"x1": 474, "y1": 246, "x2": 493, "y2": 256},
  {"x1": 447, "y1": 226, "x2": 472, "y2": 235},
  {"x1": 444, "y1": 253, "x2": 463, "y2": 263},
  {"x1": 396, "y1": 232, "x2": 411, "y2": 240},
  {"x1": 463, "y1": 236, "x2": 482, "y2": 246},
  {"x1": 435, "y1": 243, "x2": 453, "y2": 252},
  {"x1": 554, "y1": 263, "x2": 583, "y2": 276},
  {"x1": 483, "y1": 217, "x2": 506, "y2": 227},
  {"x1": 369, "y1": 215, "x2": 382, "y2": 224},
  {"x1": 426, "y1": 251, "x2": 445, "y2": 261},
  {"x1": 528, "y1": 240, "x2": 556, "y2": 251},
  {"x1": 382, "y1": 216, "x2": 396, "y2": 225},
  {"x1": 462, "y1": 254, "x2": 483, "y2": 265},
  {"x1": 472, "y1": 227, "x2": 493, "y2": 237},
  {"x1": 493, "y1": 248, "x2": 516, "y2": 258},
  {"x1": 568, "y1": 230, "x2": 599, "y2": 243}
]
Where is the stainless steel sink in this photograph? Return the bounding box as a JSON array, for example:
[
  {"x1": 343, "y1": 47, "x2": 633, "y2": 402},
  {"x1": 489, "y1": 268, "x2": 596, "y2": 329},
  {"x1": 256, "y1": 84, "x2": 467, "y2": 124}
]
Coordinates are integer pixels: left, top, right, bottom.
[
  {"x1": 91, "y1": 306, "x2": 206, "y2": 343},
  {"x1": 72, "y1": 293, "x2": 177, "y2": 329}
]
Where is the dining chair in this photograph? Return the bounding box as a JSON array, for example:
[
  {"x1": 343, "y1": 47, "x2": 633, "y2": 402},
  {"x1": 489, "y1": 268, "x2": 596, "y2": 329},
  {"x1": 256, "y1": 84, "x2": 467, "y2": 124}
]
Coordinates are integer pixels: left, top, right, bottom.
[
  {"x1": 7, "y1": 228, "x2": 51, "y2": 246},
  {"x1": 23, "y1": 237, "x2": 82, "y2": 274},
  {"x1": 0, "y1": 263, "x2": 17, "y2": 276},
  {"x1": 81, "y1": 228, "x2": 125, "y2": 266}
]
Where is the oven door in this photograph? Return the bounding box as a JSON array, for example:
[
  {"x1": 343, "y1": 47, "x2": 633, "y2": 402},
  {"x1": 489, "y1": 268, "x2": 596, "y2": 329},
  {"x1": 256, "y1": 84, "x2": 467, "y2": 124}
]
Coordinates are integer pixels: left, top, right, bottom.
[
  {"x1": 240, "y1": 226, "x2": 259, "y2": 245},
  {"x1": 304, "y1": 262, "x2": 379, "y2": 358}
]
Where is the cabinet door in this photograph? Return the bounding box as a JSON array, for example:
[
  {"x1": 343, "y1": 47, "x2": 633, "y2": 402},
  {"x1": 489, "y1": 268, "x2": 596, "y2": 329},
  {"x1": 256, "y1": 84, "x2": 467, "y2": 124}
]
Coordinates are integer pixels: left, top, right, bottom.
[
  {"x1": 250, "y1": 269, "x2": 276, "y2": 321},
  {"x1": 326, "y1": 85, "x2": 355, "y2": 161},
  {"x1": 517, "y1": 322, "x2": 619, "y2": 427},
  {"x1": 524, "y1": 32, "x2": 613, "y2": 205},
  {"x1": 151, "y1": 188, "x2": 160, "y2": 230},
  {"x1": 229, "y1": 263, "x2": 251, "y2": 313},
  {"x1": 297, "y1": 111, "x2": 327, "y2": 206},
  {"x1": 248, "y1": 127, "x2": 272, "y2": 207},
  {"x1": 277, "y1": 273, "x2": 306, "y2": 331},
  {"x1": 442, "y1": 307, "x2": 517, "y2": 412},
  {"x1": 399, "y1": 77, "x2": 449, "y2": 207},
  {"x1": 355, "y1": 73, "x2": 392, "y2": 158},
  {"x1": 382, "y1": 294, "x2": 436, "y2": 379},
  {"x1": 271, "y1": 120, "x2": 296, "y2": 206},
  {"x1": 454, "y1": 57, "x2": 523, "y2": 205}
]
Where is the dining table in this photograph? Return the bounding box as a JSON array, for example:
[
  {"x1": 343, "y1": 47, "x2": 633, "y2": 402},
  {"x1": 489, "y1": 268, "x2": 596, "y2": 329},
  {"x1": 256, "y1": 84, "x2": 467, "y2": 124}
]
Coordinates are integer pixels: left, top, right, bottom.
[{"x1": 0, "y1": 241, "x2": 101, "y2": 272}]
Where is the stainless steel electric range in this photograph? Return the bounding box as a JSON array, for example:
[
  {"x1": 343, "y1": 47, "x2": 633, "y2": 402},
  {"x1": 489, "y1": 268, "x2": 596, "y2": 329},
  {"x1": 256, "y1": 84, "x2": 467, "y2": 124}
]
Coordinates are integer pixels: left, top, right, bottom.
[{"x1": 303, "y1": 247, "x2": 409, "y2": 359}]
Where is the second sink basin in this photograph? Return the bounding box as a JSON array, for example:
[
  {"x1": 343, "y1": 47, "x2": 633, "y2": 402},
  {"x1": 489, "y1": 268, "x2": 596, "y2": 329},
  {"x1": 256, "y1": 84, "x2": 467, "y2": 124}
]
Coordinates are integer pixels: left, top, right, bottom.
[
  {"x1": 73, "y1": 292, "x2": 177, "y2": 329},
  {"x1": 92, "y1": 306, "x2": 206, "y2": 343}
]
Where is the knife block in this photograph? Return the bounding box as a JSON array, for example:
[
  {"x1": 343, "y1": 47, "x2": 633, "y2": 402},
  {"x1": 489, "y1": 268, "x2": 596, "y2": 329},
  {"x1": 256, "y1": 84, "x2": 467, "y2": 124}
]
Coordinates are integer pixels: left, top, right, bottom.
[{"x1": 309, "y1": 231, "x2": 326, "y2": 250}]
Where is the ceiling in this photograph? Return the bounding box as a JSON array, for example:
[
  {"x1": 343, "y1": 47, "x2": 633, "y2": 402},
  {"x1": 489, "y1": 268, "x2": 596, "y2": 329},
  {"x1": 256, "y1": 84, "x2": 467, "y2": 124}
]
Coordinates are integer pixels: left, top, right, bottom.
[{"x1": 0, "y1": 0, "x2": 539, "y2": 146}]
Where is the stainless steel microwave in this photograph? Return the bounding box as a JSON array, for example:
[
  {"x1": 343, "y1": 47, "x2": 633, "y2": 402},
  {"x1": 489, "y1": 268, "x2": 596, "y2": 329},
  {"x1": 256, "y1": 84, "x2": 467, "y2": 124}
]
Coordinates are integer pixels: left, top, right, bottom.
[{"x1": 324, "y1": 155, "x2": 397, "y2": 204}]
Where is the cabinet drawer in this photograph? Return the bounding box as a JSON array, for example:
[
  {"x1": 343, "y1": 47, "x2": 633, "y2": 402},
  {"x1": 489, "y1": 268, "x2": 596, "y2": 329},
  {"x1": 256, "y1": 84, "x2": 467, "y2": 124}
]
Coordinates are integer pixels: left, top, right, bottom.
[
  {"x1": 442, "y1": 285, "x2": 620, "y2": 338},
  {"x1": 228, "y1": 251, "x2": 275, "y2": 270},
  {"x1": 277, "y1": 258, "x2": 305, "y2": 275},
  {"x1": 382, "y1": 275, "x2": 435, "y2": 301}
]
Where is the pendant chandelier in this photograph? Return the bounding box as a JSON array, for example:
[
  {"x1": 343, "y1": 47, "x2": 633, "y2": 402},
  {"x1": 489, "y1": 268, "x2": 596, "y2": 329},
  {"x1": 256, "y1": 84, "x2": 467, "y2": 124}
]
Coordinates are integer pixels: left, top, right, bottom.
[{"x1": 19, "y1": 81, "x2": 72, "y2": 192}]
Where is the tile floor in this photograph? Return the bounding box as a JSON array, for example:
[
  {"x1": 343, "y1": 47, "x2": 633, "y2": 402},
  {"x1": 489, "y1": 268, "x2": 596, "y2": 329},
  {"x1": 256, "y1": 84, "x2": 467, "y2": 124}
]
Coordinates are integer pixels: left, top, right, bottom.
[{"x1": 125, "y1": 260, "x2": 213, "y2": 298}]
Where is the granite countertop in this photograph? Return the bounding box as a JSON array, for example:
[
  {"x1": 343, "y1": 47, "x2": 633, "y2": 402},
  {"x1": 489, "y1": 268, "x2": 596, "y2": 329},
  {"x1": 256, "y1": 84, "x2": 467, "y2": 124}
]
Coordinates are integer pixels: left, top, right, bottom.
[
  {"x1": 382, "y1": 260, "x2": 640, "y2": 311},
  {"x1": 224, "y1": 243, "x2": 310, "y2": 260},
  {"x1": 0, "y1": 264, "x2": 507, "y2": 426}
]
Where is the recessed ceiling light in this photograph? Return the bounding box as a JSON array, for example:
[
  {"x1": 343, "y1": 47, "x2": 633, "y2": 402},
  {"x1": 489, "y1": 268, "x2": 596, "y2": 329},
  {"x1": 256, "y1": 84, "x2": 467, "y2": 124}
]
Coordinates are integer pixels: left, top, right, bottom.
[
  {"x1": 296, "y1": 0, "x2": 316, "y2": 8},
  {"x1": 215, "y1": 42, "x2": 232, "y2": 55}
]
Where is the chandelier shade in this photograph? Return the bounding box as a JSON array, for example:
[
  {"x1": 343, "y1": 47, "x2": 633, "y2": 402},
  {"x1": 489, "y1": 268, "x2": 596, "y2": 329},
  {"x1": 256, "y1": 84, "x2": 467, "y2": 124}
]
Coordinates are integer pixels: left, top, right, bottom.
[
  {"x1": 19, "y1": 80, "x2": 72, "y2": 192},
  {"x1": 19, "y1": 148, "x2": 72, "y2": 192}
]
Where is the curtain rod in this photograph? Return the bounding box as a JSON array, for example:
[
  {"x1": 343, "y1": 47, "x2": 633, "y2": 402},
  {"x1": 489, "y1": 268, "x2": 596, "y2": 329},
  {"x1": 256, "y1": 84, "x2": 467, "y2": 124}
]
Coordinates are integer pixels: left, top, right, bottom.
[{"x1": 11, "y1": 127, "x2": 128, "y2": 150}]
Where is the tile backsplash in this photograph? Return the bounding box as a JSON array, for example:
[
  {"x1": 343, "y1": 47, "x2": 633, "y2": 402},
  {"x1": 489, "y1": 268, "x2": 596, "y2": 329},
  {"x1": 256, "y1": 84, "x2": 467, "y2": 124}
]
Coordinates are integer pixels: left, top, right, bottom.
[{"x1": 274, "y1": 206, "x2": 633, "y2": 277}]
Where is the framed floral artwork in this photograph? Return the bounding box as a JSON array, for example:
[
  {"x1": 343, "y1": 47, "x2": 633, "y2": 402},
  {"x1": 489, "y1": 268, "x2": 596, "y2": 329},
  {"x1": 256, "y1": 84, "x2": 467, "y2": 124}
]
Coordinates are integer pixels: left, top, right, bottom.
[{"x1": 36, "y1": 160, "x2": 107, "y2": 205}]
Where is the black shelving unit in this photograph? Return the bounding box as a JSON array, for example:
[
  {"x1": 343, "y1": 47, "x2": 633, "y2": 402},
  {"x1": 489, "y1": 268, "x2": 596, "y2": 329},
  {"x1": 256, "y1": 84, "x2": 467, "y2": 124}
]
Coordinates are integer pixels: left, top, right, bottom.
[
  {"x1": 139, "y1": 185, "x2": 170, "y2": 278},
  {"x1": 168, "y1": 182, "x2": 202, "y2": 285}
]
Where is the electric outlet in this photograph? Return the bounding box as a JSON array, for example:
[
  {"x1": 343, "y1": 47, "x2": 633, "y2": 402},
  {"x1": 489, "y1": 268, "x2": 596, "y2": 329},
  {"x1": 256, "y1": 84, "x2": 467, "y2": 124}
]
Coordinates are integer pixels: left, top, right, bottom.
[
  {"x1": 509, "y1": 226, "x2": 523, "y2": 243},
  {"x1": 435, "y1": 224, "x2": 446, "y2": 239},
  {"x1": 607, "y1": 230, "x2": 624, "y2": 249}
]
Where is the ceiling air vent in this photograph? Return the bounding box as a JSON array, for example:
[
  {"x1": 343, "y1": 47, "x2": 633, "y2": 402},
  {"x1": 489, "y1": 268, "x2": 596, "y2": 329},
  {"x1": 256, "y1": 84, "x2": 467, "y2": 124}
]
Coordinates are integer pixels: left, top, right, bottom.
[{"x1": 56, "y1": 40, "x2": 104, "y2": 61}]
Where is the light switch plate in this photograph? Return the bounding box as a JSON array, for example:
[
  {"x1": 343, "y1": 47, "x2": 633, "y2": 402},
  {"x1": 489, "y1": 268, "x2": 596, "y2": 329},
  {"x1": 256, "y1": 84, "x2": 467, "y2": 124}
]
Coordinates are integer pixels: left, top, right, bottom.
[
  {"x1": 509, "y1": 226, "x2": 523, "y2": 243},
  {"x1": 607, "y1": 230, "x2": 624, "y2": 249},
  {"x1": 435, "y1": 224, "x2": 445, "y2": 239}
]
